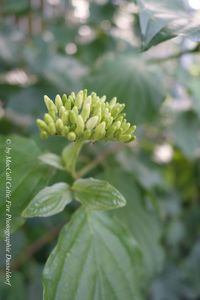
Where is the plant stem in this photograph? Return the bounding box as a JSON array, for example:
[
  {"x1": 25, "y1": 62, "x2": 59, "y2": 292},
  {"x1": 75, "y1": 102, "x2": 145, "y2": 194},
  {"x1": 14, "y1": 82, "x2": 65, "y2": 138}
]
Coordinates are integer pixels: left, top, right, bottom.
[
  {"x1": 149, "y1": 43, "x2": 200, "y2": 64},
  {"x1": 62, "y1": 140, "x2": 85, "y2": 178},
  {"x1": 76, "y1": 143, "x2": 124, "y2": 178}
]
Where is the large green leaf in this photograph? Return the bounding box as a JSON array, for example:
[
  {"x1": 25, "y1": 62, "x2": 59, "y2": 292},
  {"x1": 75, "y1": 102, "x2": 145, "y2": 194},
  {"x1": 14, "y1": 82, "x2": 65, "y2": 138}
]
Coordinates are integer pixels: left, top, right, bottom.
[
  {"x1": 137, "y1": 0, "x2": 200, "y2": 50},
  {"x1": 43, "y1": 208, "x2": 143, "y2": 300},
  {"x1": 86, "y1": 55, "x2": 166, "y2": 124},
  {"x1": 101, "y1": 167, "x2": 164, "y2": 280},
  {"x1": 173, "y1": 110, "x2": 200, "y2": 159},
  {"x1": 22, "y1": 183, "x2": 72, "y2": 218},
  {"x1": 0, "y1": 136, "x2": 54, "y2": 238},
  {"x1": 72, "y1": 178, "x2": 126, "y2": 211}
]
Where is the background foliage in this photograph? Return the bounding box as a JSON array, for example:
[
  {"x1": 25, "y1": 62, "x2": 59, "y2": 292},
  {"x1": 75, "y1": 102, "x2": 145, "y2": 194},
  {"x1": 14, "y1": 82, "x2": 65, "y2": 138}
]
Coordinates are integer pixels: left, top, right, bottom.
[{"x1": 0, "y1": 0, "x2": 200, "y2": 299}]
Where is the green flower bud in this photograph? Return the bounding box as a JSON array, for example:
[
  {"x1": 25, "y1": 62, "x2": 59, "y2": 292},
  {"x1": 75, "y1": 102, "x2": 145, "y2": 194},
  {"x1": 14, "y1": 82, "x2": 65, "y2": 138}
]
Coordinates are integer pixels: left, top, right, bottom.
[
  {"x1": 93, "y1": 121, "x2": 106, "y2": 139},
  {"x1": 37, "y1": 91, "x2": 136, "y2": 144},
  {"x1": 106, "y1": 121, "x2": 121, "y2": 138},
  {"x1": 69, "y1": 110, "x2": 77, "y2": 124},
  {"x1": 100, "y1": 95, "x2": 106, "y2": 103},
  {"x1": 40, "y1": 131, "x2": 48, "y2": 139},
  {"x1": 48, "y1": 123, "x2": 56, "y2": 135},
  {"x1": 65, "y1": 98, "x2": 71, "y2": 110},
  {"x1": 83, "y1": 89, "x2": 88, "y2": 100},
  {"x1": 82, "y1": 129, "x2": 91, "y2": 140},
  {"x1": 93, "y1": 103, "x2": 102, "y2": 123},
  {"x1": 56, "y1": 119, "x2": 64, "y2": 133},
  {"x1": 125, "y1": 125, "x2": 136, "y2": 135},
  {"x1": 55, "y1": 94, "x2": 63, "y2": 109},
  {"x1": 62, "y1": 94, "x2": 67, "y2": 105},
  {"x1": 119, "y1": 134, "x2": 134, "y2": 143},
  {"x1": 72, "y1": 106, "x2": 79, "y2": 115},
  {"x1": 114, "y1": 129, "x2": 122, "y2": 139},
  {"x1": 75, "y1": 115, "x2": 85, "y2": 136},
  {"x1": 86, "y1": 116, "x2": 99, "y2": 130},
  {"x1": 122, "y1": 122, "x2": 131, "y2": 133},
  {"x1": 68, "y1": 132, "x2": 76, "y2": 141},
  {"x1": 59, "y1": 105, "x2": 66, "y2": 116},
  {"x1": 44, "y1": 113, "x2": 54, "y2": 126},
  {"x1": 62, "y1": 126, "x2": 69, "y2": 137},
  {"x1": 44, "y1": 95, "x2": 51, "y2": 110},
  {"x1": 36, "y1": 119, "x2": 49, "y2": 132},
  {"x1": 75, "y1": 91, "x2": 83, "y2": 109},
  {"x1": 109, "y1": 97, "x2": 117, "y2": 109},
  {"x1": 111, "y1": 103, "x2": 125, "y2": 118},
  {"x1": 44, "y1": 95, "x2": 58, "y2": 113},
  {"x1": 61, "y1": 111, "x2": 69, "y2": 125},
  {"x1": 81, "y1": 102, "x2": 91, "y2": 122},
  {"x1": 105, "y1": 115, "x2": 114, "y2": 128}
]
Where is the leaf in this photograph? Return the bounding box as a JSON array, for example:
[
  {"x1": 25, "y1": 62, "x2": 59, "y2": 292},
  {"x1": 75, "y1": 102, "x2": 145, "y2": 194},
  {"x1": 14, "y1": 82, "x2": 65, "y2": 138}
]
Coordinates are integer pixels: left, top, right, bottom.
[
  {"x1": 43, "y1": 208, "x2": 143, "y2": 300},
  {"x1": 100, "y1": 167, "x2": 164, "y2": 280},
  {"x1": 39, "y1": 153, "x2": 65, "y2": 171},
  {"x1": 0, "y1": 135, "x2": 54, "y2": 239},
  {"x1": 72, "y1": 178, "x2": 126, "y2": 211},
  {"x1": 22, "y1": 183, "x2": 72, "y2": 218},
  {"x1": 188, "y1": 77, "x2": 200, "y2": 118},
  {"x1": 136, "y1": 0, "x2": 200, "y2": 50},
  {"x1": 173, "y1": 110, "x2": 200, "y2": 159},
  {"x1": 3, "y1": 0, "x2": 30, "y2": 16},
  {"x1": 86, "y1": 54, "x2": 166, "y2": 124},
  {"x1": 24, "y1": 43, "x2": 87, "y2": 92}
]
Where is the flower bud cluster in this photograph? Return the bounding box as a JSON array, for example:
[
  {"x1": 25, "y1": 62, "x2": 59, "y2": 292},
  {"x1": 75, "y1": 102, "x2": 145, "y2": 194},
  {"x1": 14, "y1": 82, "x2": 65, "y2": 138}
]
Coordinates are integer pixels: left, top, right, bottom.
[{"x1": 36, "y1": 90, "x2": 136, "y2": 143}]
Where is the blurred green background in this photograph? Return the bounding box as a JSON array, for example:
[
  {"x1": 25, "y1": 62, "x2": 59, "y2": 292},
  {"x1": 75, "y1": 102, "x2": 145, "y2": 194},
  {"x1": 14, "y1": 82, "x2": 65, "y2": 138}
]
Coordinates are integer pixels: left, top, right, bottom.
[{"x1": 0, "y1": 0, "x2": 200, "y2": 299}]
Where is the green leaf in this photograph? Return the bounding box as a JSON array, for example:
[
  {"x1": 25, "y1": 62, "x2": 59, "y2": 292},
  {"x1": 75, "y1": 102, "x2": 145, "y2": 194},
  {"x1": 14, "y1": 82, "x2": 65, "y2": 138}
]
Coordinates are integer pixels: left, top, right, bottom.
[
  {"x1": 72, "y1": 178, "x2": 126, "y2": 211},
  {"x1": 100, "y1": 167, "x2": 164, "y2": 280},
  {"x1": 0, "y1": 135, "x2": 54, "y2": 239},
  {"x1": 173, "y1": 110, "x2": 200, "y2": 159},
  {"x1": 43, "y1": 208, "x2": 143, "y2": 300},
  {"x1": 137, "y1": 0, "x2": 200, "y2": 50},
  {"x1": 39, "y1": 153, "x2": 65, "y2": 171},
  {"x1": 22, "y1": 183, "x2": 72, "y2": 218},
  {"x1": 86, "y1": 54, "x2": 166, "y2": 124}
]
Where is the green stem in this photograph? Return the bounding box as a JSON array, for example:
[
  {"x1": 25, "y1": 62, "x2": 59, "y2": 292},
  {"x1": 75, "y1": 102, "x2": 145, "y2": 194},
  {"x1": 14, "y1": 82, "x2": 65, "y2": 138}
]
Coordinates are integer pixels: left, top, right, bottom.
[
  {"x1": 61, "y1": 140, "x2": 84, "y2": 178},
  {"x1": 149, "y1": 43, "x2": 200, "y2": 64}
]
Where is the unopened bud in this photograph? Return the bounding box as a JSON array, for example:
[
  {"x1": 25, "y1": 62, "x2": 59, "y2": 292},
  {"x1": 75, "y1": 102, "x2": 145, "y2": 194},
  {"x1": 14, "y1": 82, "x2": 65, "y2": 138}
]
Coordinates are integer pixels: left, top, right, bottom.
[
  {"x1": 55, "y1": 95, "x2": 63, "y2": 109},
  {"x1": 61, "y1": 111, "x2": 69, "y2": 125},
  {"x1": 69, "y1": 110, "x2": 77, "y2": 124},
  {"x1": 48, "y1": 123, "x2": 56, "y2": 135},
  {"x1": 109, "y1": 97, "x2": 117, "y2": 108},
  {"x1": 65, "y1": 98, "x2": 71, "y2": 110},
  {"x1": 62, "y1": 126, "x2": 69, "y2": 137},
  {"x1": 36, "y1": 119, "x2": 49, "y2": 132},
  {"x1": 59, "y1": 105, "x2": 65, "y2": 116},
  {"x1": 62, "y1": 94, "x2": 67, "y2": 105},
  {"x1": 86, "y1": 116, "x2": 99, "y2": 130},
  {"x1": 40, "y1": 131, "x2": 48, "y2": 139},
  {"x1": 119, "y1": 134, "x2": 134, "y2": 143},
  {"x1": 93, "y1": 122, "x2": 106, "y2": 139},
  {"x1": 44, "y1": 95, "x2": 58, "y2": 114},
  {"x1": 81, "y1": 103, "x2": 91, "y2": 122},
  {"x1": 75, "y1": 115, "x2": 84, "y2": 136},
  {"x1": 56, "y1": 119, "x2": 64, "y2": 133},
  {"x1": 44, "y1": 113, "x2": 54, "y2": 125},
  {"x1": 83, "y1": 130, "x2": 91, "y2": 140},
  {"x1": 75, "y1": 91, "x2": 83, "y2": 109},
  {"x1": 68, "y1": 132, "x2": 76, "y2": 141}
]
